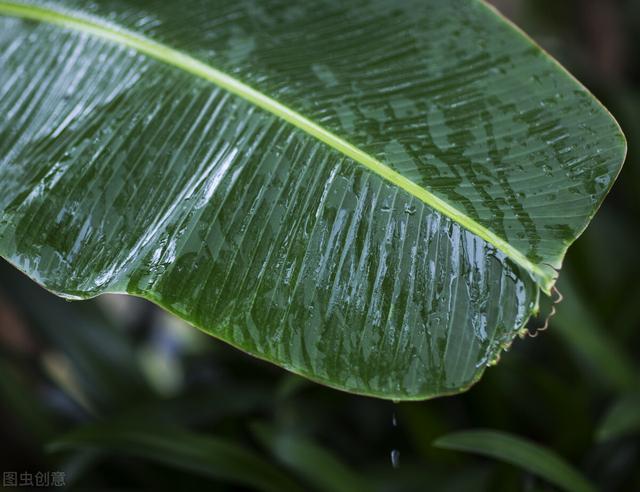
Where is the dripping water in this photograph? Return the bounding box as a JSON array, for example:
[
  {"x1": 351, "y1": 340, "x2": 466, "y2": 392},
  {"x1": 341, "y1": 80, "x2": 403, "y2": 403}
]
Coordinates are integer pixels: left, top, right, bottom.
[
  {"x1": 390, "y1": 449, "x2": 400, "y2": 469},
  {"x1": 390, "y1": 406, "x2": 400, "y2": 469}
]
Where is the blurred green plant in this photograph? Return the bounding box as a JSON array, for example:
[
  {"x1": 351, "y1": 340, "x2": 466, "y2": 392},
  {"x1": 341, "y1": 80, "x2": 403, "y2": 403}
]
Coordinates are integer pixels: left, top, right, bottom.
[
  {"x1": 49, "y1": 422, "x2": 304, "y2": 492},
  {"x1": 433, "y1": 429, "x2": 595, "y2": 492},
  {"x1": 597, "y1": 394, "x2": 640, "y2": 442}
]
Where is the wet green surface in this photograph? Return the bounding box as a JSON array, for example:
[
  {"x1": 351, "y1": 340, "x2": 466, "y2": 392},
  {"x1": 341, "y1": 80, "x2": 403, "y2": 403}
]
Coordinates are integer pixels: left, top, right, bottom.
[{"x1": 0, "y1": 0, "x2": 625, "y2": 398}]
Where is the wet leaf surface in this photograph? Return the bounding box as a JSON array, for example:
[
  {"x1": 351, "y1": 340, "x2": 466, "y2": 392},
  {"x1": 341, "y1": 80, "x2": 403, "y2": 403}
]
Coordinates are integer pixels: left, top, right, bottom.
[{"x1": 0, "y1": 0, "x2": 625, "y2": 399}]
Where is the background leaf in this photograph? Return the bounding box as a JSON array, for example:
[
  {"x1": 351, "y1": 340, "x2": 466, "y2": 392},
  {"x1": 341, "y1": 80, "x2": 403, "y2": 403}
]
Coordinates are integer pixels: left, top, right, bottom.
[
  {"x1": 433, "y1": 429, "x2": 596, "y2": 492},
  {"x1": 552, "y1": 276, "x2": 637, "y2": 393},
  {"x1": 252, "y1": 423, "x2": 370, "y2": 492},
  {"x1": 597, "y1": 393, "x2": 640, "y2": 442},
  {"x1": 49, "y1": 422, "x2": 304, "y2": 492}
]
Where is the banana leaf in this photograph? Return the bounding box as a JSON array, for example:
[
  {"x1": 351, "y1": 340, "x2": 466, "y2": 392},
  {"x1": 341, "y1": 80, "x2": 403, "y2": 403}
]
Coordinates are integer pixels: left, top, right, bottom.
[{"x1": 0, "y1": 0, "x2": 626, "y2": 399}]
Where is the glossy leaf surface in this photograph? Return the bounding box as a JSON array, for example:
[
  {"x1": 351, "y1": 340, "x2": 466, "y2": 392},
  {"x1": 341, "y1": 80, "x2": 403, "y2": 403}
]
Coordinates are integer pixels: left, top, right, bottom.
[{"x1": 0, "y1": 0, "x2": 625, "y2": 399}]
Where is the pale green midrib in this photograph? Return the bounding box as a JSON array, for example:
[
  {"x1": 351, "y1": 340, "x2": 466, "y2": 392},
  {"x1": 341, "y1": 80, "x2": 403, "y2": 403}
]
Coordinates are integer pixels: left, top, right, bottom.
[{"x1": 0, "y1": 0, "x2": 553, "y2": 290}]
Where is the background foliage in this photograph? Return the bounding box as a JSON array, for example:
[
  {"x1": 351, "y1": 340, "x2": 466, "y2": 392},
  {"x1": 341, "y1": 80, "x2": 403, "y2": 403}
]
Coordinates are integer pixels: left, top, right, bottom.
[{"x1": 0, "y1": 0, "x2": 638, "y2": 490}]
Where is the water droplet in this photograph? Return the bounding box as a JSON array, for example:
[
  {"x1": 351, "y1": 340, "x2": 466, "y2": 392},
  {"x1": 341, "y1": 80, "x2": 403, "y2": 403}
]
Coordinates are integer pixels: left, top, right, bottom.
[
  {"x1": 403, "y1": 205, "x2": 416, "y2": 215},
  {"x1": 390, "y1": 449, "x2": 400, "y2": 469},
  {"x1": 392, "y1": 411, "x2": 398, "y2": 427},
  {"x1": 594, "y1": 174, "x2": 611, "y2": 191}
]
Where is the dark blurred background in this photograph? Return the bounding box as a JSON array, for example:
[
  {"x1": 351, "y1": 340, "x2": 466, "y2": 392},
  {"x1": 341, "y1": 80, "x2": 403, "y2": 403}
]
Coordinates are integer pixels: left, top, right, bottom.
[{"x1": 1, "y1": 1, "x2": 638, "y2": 490}]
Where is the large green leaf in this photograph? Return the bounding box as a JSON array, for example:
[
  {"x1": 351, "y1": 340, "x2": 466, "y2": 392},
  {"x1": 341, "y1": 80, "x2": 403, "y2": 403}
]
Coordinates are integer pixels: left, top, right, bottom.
[{"x1": 0, "y1": 0, "x2": 625, "y2": 399}]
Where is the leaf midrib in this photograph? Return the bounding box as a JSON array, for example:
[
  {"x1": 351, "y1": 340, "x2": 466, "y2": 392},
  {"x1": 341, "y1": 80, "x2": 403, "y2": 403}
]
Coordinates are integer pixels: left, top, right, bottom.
[{"x1": 0, "y1": 0, "x2": 552, "y2": 290}]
